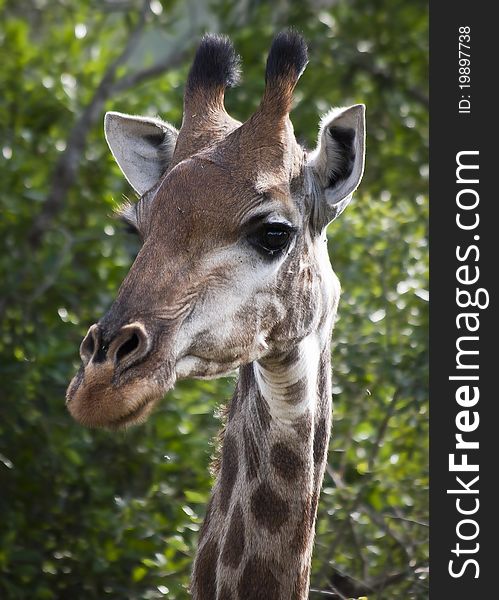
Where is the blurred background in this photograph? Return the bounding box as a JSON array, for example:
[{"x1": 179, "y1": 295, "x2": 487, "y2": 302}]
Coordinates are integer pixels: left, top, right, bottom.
[{"x1": 0, "y1": 0, "x2": 428, "y2": 598}]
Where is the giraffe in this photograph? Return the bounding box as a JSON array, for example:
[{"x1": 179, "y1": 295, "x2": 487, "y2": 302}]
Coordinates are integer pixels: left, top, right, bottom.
[{"x1": 66, "y1": 31, "x2": 365, "y2": 599}]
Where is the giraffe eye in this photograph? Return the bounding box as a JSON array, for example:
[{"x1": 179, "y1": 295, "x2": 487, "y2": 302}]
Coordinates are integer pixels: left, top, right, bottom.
[
  {"x1": 251, "y1": 224, "x2": 293, "y2": 256},
  {"x1": 123, "y1": 222, "x2": 140, "y2": 236}
]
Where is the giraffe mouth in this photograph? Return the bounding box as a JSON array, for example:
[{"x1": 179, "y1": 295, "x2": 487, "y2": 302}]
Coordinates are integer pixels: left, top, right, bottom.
[
  {"x1": 66, "y1": 367, "x2": 172, "y2": 430},
  {"x1": 106, "y1": 395, "x2": 158, "y2": 430}
]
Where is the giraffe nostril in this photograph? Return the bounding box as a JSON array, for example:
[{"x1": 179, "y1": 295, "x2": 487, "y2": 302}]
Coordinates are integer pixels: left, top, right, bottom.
[
  {"x1": 116, "y1": 332, "x2": 140, "y2": 362},
  {"x1": 80, "y1": 325, "x2": 99, "y2": 365},
  {"x1": 80, "y1": 323, "x2": 149, "y2": 368},
  {"x1": 83, "y1": 335, "x2": 95, "y2": 357},
  {"x1": 111, "y1": 323, "x2": 150, "y2": 367}
]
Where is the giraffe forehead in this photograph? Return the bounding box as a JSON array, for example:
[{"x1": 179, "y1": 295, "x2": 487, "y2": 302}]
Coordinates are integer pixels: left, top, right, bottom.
[{"x1": 150, "y1": 157, "x2": 301, "y2": 242}]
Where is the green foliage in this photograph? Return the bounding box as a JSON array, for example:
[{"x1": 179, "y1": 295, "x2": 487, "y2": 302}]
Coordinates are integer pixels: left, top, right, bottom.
[{"x1": 0, "y1": 0, "x2": 428, "y2": 598}]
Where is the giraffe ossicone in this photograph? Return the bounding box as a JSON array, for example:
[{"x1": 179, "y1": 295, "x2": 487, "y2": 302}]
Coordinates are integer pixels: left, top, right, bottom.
[{"x1": 67, "y1": 30, "x2": 366, "y2": 599}]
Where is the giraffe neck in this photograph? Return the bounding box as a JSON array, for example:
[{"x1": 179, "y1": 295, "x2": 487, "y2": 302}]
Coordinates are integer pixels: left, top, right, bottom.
[{"x1": 191, "y1": 331, "x2": 333, "y2": 600}]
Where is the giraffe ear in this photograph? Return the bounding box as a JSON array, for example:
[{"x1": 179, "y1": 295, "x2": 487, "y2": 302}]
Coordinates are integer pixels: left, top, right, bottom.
[
  {"x1": 308, "y1": 104, "x2": 366, "y2": 228},
  {"x1": 104, "y1": 111, "x2": 178, "y2": 195}
]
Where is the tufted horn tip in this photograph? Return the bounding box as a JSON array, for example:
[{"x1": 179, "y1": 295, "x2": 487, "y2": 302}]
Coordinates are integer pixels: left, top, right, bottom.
[
  {"x1": 258, "y1": 29, "x2": 308, "y2": 119},
  {"x1": 185, "y1": 33, "x2": 241, "y2": 101},
  {"x1": 265, "y1": 29, "x2": 308, "y2": 87}
]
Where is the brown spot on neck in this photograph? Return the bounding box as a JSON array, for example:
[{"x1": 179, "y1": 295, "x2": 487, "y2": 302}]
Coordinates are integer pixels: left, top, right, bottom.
[
  {"x1": 198, "y1": 494, "x2": 215, "y2": 544},
  {"x1": 291, "y1": 496, "x2": 314, "y2": 553},
  {"x1": 250, "y1": 482, "x2": 289, "y2": 534},
  {"x1": 270, "y1": 442, "x2": 304, "y2": 481},
  {"x1": 191, "y1": 538, "x2": 218, "y2": 600},
  {"x1": 220, "y1": 502, "x2": 245, "y2": 569},
  {"x1": 313, "y1": 416, "x2": 329, "y2": 465},
  {"x1": 219, "y1": 433, "x2": 239, "y2": 514},
  {"x1": 227, "y1": 363, "x2": 253, "y2": 422},
  {"x1": 242, "y1": 423, "x2": 261, "y2": 481},
  {"x1": 218, "y1": 583, "x2": 234, "y2": 600},
  {"x1": 238, "y1": 556, "x2": 280, "y2": 600},
  {"x1": 281, "y1": 377, "x2": 308, "y2": 405},
  {"x1": 254, "y1": 388, "x2": 272, "y2": 431},
  {"x1": 292, "y1": 410, "x2": 312, "y2": 439}
]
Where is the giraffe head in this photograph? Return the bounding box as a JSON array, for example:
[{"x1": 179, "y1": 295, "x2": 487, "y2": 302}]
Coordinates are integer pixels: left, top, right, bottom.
[{"x1": 66, "y1": 31, "x2": 365, "y2": 429}]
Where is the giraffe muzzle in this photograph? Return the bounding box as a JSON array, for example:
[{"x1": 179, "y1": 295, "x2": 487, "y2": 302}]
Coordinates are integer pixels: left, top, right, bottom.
[{"x1": 66, "y1": 321, "x2": 173, "y2": 429}]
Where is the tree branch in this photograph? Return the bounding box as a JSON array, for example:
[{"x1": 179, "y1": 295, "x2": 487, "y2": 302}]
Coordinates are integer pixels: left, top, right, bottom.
[
  {"x1": 352, "y1": 55, "x2": 429, "y2": 109},
  {"x1": 28, "y1": 0, "x2": 188, "y2": 248},
  {"x1": 367, "y1": 388, "x2": 399, "y2": 471},
  {"x1": 110, "y1": 48, "x2": 187, "y2": 94}
]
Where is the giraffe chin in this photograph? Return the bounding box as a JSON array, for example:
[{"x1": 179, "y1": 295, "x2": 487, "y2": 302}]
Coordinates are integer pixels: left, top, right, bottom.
[
  {"x1": 175, "y1": 354, "x2": 243, "y2": 380},
  {"x1": 66, "y1": 365, "x2": 172, "y2": 430}
]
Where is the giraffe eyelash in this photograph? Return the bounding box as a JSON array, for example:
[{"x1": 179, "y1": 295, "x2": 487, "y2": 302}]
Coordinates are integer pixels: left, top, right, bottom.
[{"x1": 114, "y1": 201, "x2": 141, "y2": 236}]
